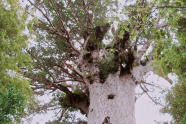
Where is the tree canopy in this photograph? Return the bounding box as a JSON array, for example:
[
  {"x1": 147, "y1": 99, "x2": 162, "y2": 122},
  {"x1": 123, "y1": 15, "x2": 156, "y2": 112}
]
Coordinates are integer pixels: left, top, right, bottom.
[
  {"x1": 152, "y1": 0, "x2": 186, "y2": 82},
  {"x1": 0, "y1": 0, "x2": 37, "y2": 122},
  {"x1": 22, "y1": 0, "x2": 186, "y2": 123},
  {"x1": 0, "y1": 0, "x2": 32, "y2": 92},
  {"x1": 154, "y1": 0, "x2": 186, "y2": 123}
]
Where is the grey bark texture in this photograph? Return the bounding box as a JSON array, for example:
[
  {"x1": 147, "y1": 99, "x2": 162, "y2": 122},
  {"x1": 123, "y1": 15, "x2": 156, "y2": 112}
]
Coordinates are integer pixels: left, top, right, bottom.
[{"x1": 88, "y1": 74, "x2": 136, "y2": 124}]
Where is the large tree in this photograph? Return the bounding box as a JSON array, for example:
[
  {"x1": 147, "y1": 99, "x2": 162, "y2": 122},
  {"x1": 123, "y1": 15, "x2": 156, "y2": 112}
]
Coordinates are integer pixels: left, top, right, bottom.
[{"x1": 25, "y1": 0, "x2": 185, "y2": 123}]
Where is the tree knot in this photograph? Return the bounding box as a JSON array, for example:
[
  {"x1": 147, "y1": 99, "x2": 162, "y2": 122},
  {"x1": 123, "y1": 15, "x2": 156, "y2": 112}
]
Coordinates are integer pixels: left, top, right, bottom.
[{"x1": 102, "y1": 116, "x2": 111, "y2": 124}]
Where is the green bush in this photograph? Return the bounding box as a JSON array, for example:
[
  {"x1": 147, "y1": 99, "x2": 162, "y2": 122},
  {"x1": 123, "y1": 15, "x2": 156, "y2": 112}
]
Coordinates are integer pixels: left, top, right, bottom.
[{"x1": 0, "y1": 85, "x2": 26, "y2": 123}]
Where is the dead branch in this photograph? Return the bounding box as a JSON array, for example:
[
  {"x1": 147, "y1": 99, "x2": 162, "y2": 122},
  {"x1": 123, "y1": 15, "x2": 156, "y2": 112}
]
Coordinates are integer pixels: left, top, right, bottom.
[{"x1": 139, "y1": 82, "x2": 164, "y2": 106}]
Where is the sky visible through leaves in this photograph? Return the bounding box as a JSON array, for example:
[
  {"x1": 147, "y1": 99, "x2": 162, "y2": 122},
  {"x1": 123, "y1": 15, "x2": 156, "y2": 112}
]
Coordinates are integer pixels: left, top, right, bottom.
[{"x1": 24, "y1": 0, "x2": 179, "y2": 123}]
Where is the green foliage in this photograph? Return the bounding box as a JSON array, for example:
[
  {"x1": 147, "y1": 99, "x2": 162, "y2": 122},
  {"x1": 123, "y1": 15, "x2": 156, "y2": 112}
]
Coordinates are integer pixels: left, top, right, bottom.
[
  {"x1": 59, "y1": 94, "x2": 78, "y2": 111},
  {"x1": 0, "y1": 0, "x2": 32, "y2": 73},
  {"x1": 0, "y1": 0, "x2": 37, "y2": 120},
  {"x1": 25, "y1": 0, "x2": 186, "y2": 122},
  {"x1": 0, "y1": 0, "x2": 32, "y2": 88},
  {"x1": 151, "y1": 0, "x2": 186, "y2": 122},
  {"x1": 51, "y1": 87, "x2": 88, "y2": 116},
  {"x1": 73, "y1": 88, "x2": 83, "y2": 95},
  {"x1": 152, "y1": 0, "x2": 186, "y2": 81},
  {"x1": 161, "y1": 81, "x2": 186, "y2": 123},
  {"x1": 26, "y1": 0, "x2": 119, "y2": 110},
  {"x1": 177, "y1": 113, "x2": 186, "y2": 124},
  {"x1": 121, "y1": 1, "x2": 186, "y2": 122},
  {"x1": 0, "y1": 85, "x2": 26, "y2": 123},
  {"x1": 100, "y1": 50, "x2": 118, "y2": 81},
  {"x1": 49, "y1": 91, "x2": 85, "y2": 123},
  {"x1": 58, "y1": 91, "x2": 88, "y2": 114}
]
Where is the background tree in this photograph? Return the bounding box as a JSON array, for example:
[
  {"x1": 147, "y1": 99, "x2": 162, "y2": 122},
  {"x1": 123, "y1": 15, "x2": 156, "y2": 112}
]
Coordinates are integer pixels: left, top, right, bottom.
[
  {"x1": 155, "y1": 0, "x2": 186, "y2": 123},
  {"x1": 161, "y1": 81, "x2": 186, "y2": 123},
  {"x1": 0, "y1": 0, "x2": 37, "y2": 122},
  {"x1": 152, "y1": 0, "x2": 186, "y2": 82},
  {"x1": 25, "y1": 0, "x2": 185, "y2": 123}
]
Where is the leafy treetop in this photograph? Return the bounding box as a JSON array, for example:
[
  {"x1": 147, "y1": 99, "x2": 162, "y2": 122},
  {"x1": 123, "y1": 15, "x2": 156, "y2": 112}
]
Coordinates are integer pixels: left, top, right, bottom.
[{"x1": 25, "y1": 0, "x2": 185, "y2": 121}]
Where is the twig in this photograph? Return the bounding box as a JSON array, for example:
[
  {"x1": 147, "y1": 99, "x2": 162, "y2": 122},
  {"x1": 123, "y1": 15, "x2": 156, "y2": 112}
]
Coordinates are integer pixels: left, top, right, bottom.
[
  {"x1": 58, "y1": 110, "x2": 67, "y2": 122},
  {"x1": 49, "y1": 0, "x2": 80, "y2": 55},
  {"x1": 156, "y1": 6, "x2": 186, "y2": 8},
  {"x1": 139, "y1": 81, "x2": 164, "y2": 106},
  {"x1": 27, "y1": 50, "x2": 57, "y2": 82}
]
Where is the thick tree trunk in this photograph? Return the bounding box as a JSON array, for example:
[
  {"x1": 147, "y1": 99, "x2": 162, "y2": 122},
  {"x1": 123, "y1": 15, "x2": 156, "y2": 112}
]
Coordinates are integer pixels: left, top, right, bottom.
[{"x1": 88, "y1": 74, "x2": 136, "y2": 124}]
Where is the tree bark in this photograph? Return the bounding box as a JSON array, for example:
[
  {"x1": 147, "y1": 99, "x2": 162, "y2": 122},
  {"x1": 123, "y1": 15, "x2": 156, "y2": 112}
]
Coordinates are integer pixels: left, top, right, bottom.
[{"x1": 88, "y1": 74, "x2": 136, "y2": 124}]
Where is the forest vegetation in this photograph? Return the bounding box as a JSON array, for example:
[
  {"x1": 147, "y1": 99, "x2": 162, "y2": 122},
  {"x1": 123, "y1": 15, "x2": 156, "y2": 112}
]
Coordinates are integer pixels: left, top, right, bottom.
[{"x1": 0, "y1": 0, "x2": 185, "y2": 123}]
